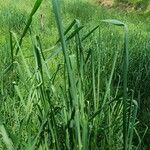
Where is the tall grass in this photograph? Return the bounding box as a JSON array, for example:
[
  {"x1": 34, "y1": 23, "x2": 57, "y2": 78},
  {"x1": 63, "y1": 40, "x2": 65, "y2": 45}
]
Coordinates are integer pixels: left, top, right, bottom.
[{"x1": 0, "y1": 0, "x2": 149, "y2": 149}]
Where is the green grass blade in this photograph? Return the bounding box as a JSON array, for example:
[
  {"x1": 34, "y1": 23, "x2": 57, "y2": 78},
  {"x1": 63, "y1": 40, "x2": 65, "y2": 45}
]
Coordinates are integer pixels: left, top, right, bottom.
[
  {"x1": 102, "y1": 19, "x2": 125, "y2": 26},
  {"x1": 66, "y1": 26, "x2": 84, "y2": 41},
  {"x1": 128, "y1": 100, "x2": 138, "y2": 150},
  {"x1": 81, "y1": 25, "x2": 99, "y2": 41},
  {"x1": 102, "y1": 19, "x2": 129, "y2": 150},
  {"x1": 56, "y1": 19, "x2": 79, "y2": 44},
  {"x1": 0, "y1": 124, "x2": 14, "y2": 150},
  {"x1": 15, "y1": 0, "x2": 43, "y2": 55}
]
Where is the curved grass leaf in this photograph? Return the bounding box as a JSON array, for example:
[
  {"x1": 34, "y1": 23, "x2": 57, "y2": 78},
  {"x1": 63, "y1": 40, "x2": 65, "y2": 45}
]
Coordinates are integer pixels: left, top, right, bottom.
[{"x1": 102, "y1": 19, "x2": 125, "y2": 26}]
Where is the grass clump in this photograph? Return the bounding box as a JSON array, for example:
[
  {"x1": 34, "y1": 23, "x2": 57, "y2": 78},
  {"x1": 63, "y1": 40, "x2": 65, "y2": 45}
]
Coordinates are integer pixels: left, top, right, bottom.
[{"x1": 0, "y1": 0, "x2": 150, "y2": 149}]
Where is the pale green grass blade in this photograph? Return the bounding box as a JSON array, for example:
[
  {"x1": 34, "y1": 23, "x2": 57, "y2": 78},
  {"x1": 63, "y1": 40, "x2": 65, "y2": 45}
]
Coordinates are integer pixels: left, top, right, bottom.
[
  {"x1": 102, "y1": 19, "x2": 125, "y2": 26},
  {"x1": 0, "y1": 124, "x2": 14, "y2": 150},
  {"x1": 11, "y1": 31, "x2": 32, "y2": 78}
]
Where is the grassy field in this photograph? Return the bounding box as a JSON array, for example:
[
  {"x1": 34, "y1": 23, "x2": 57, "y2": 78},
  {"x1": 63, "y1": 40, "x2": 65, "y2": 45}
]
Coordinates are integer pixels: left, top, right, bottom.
[{"x1": 0, "y1": 0, "x2": 150, "y2": 149}]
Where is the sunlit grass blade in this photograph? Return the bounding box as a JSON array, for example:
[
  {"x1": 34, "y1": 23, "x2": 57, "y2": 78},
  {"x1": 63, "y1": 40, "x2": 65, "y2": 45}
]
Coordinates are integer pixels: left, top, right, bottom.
[
  {"x1": 102, "y1": 19, "x2": 125, "y2": 26},
  {"x1": 0, "y1": 124, "x2": 14, "y2": 150},
  {"x1": 11, "y1": 31, "x2": 32, "y2": 78}
]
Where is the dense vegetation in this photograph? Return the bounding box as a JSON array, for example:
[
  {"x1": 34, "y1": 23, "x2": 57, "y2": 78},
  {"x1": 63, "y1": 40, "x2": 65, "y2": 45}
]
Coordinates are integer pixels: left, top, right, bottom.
[{"x1": 0, "y1": 0, "x2": 150, "y2": 149}]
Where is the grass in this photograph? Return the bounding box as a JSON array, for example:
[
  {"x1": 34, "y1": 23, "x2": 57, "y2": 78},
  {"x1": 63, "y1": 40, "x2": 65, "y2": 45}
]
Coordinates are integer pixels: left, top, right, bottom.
[{"x1": 0, "y1": 0, "x2": 150, "y2": 149}]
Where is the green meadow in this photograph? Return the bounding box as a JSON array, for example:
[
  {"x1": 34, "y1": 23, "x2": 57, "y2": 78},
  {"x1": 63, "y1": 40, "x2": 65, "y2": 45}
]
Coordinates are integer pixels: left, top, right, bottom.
[{"x1": 0, "y1": 0, "x2": 150, "y2": 149}]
